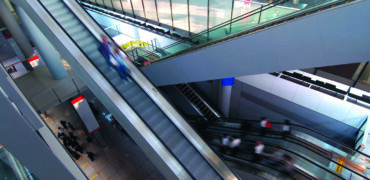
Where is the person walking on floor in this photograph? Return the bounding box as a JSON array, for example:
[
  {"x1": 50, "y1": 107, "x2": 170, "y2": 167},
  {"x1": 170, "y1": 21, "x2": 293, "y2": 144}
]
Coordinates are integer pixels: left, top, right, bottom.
[
  {"x1": 60, "y1": 120, "x2": 68, "y2": 129},
  {"x1": 68, "y1": 122, "x2": 75, "y2": 131},
  {"x1": 87, "y1": 152, "x2": 95, "y2": 161}
]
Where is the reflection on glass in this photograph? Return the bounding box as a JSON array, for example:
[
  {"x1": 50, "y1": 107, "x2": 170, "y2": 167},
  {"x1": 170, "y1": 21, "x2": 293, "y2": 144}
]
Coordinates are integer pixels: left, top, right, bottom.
[
  {"x1": 0, "y1": 145, "x2": 35, "y2": 179},
  {"x1": 102, "y1": 0, "x2": 114, "y2": 9},
  {"x1": 157, "y1": 0, "x2": 172, "y2": 27},
  {"x1": 188, "y1": 0, "x2": 207, "y2": 34},
  {"x1": 358, "y1": 63, "x2": 370, "y2": 86},
  {"x1": 95, "y1": 0, "x2": 105, "y2": 7},
  {"x1": 209, "y1": 0, "x2": 232, "y2": 29},
  {"x1": 171, "y1": 0, "x2": 189, "y2": 32},
  {"x1": 111, "y1": 0, "x2": 124, "y2": 13},
  {"x1": 143, "y1": 0, "x2": 158, "y2": 22},
  {"x1": 131, "y1": 0, "x2": 145, "y2": 18}
]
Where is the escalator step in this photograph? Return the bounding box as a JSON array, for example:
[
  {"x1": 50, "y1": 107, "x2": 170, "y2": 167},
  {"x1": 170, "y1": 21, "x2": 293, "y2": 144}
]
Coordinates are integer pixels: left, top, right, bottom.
[
  {"x1": 72, "y1": 31, "x2": 90, "y2": 42},
  {"x1": 80, "y1": 41, "x2": 98, "y2": 54},
  {"x1": 46, "y1": 3, "x2": 63, "y2": 11},
  {"x1": 160, "y1": 126, "x2": 178, "y2": 142},
  {"x1": 124, "y1": 85, "x2": 141, "y2": 99},
  {"x1": 172, "y1": 139, "x2": 188, "y2": 155},
  {"x1": 167, "y1": 133, "x2": 182, "y2": 148},
  {"x1": 61, "y1": 19, "x2": 80, "y2": 30},
  {"x1": 128, "y1": 92, "x2": 147, "y2": 106},
  {"x1": 146, "y1": 111, "x2": 165, "y2": 125},
  {"x1": 49, "y1": 8, "x2": 69, "y2": 19},
  {"x1": 188, "y1": 155, "x2": 203, "y2": 174},
  {"x1": 135, "y1": 99, "x2": 154, "y2": 114},
  {"x1": 153, "y1": 119, "x2": 171, "y2": 134},
  {"x1": 57, "y1": 13, "x2": 74, "y2": 24},
  {"x1": 193, "y1": 161, "x2": 209, "y2": 179},
  {"x1": 76, "y1": 36, "x2": 95, "y2": 48},
  {"x1": 179, "y1": 147, "x2": 197, "y2": 166},
  {"x1": 141, "y1": 105, "x2": 158, "y2": 120},
  {"x1": 41, "y1": 0, "x2": 59, "y2": 6}
]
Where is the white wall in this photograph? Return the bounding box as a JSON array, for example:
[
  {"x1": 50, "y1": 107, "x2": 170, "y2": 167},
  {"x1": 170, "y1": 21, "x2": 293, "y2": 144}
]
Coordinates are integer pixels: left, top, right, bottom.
[{"x1": 237, "y1": 74, "x2": 369, "y2": 128}]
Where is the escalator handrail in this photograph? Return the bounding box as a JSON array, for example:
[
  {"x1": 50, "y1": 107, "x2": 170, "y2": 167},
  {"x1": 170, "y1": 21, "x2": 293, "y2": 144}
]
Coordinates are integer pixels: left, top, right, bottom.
[
  {"x1": 63, "y1": 0, "x2": 239, "y2": 179},
  {"x1": 202, "y1": 124, "x2": 368, "y2": 179},
  {"x1": 35, "y1": 0, "x2": 193, "y2": 178},
  {"x1": 190, "y1": 115, "x2": 370, "y2": 159},
  {"x1": 161, "y1": 0, "x2": 289, "y2": 50},
  {"x1": 201, "y1": 129, "x2": 360, "y2": 180},
  {"x1": 155, "y1": 0, "x2": 356, "y2": 63}
]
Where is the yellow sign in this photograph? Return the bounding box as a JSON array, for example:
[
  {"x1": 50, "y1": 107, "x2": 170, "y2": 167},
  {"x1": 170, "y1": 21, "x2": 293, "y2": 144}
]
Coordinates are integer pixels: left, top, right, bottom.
[
  {"x1": 335, "y1": 156, "x2": 345, "y2": 174},
  {"x1": 121, "y1": 41, "x2": 149, "y2": 51}
]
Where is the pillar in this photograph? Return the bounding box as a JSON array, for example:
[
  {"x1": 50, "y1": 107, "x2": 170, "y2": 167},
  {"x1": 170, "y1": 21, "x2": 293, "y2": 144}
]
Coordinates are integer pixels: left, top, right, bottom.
[
  {"x1": 0, "y1": 0, "x2": 33, "y2": 71},
  {"x1": 15, "y1": 5, "x2": 67, "y2": 80},
  {"x1": 219, "y1": 77, "x2": 234, "y2": 117}
]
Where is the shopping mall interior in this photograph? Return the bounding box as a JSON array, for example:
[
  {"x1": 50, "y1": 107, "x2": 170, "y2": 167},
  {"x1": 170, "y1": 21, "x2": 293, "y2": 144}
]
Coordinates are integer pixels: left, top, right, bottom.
[{"x1": 0, "y1": 0, "x2": 370, "y2": 179}]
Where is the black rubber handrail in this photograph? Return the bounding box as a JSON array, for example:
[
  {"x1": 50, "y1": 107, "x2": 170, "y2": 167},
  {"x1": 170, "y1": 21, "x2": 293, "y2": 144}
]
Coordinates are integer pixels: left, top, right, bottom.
[
  {"x1": 199, "y1": 126, "x2": 366, "y2": 179},
  {"x1": 189, "y1": 115, "x2": 370, "y2": 159}
]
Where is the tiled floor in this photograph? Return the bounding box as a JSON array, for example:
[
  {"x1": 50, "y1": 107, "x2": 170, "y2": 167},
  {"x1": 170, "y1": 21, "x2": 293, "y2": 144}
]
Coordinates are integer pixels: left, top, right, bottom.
[{"x1": 42, "y1": 98, "x2": 164, "y2": 180}]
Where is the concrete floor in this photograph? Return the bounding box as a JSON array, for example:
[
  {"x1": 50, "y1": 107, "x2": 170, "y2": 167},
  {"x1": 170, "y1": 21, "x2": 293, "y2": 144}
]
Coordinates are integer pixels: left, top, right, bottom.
[{"x1": 43, "y1": 99, "x2": 164, "y2": 180}]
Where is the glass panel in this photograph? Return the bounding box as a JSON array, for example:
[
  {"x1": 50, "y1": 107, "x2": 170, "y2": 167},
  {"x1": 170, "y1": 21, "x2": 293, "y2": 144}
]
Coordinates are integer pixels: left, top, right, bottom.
[
  {"x1": 111, "y1": 0, "x2": 124, "y2": 12},
  {"x1": 103, "y1": 0, "x2": 114, "y2": 10},
  {"x1": 119, "y1": 0, "x2": 134, "y2": 16},
  {"x1": 358, "y1": 63, "x2": 370, "y2": 85},
  {"x1": 171, "y1": 0, "x2": 189, "y2": 32},
  {"x1": 131, "y1": 0, "x2": 145, "y2": 18},
  {"x1": 95, "y1": 0, "x2": 105, "y2": 7},
  {"x1": 0, "y1": 145, "x2": 36, "y2": 179},
  {"x1": 259, "y1": 4, "x2": 297, "y2": 24},
  {"x1": 157, "y1": 0, "x2": 172, "y2": 27},
  {"x1": 188, "y1": 0, "x2": 207, "y2": 34},
  {"x1": 143, "y1": 0, "x2": 158, "y2": 22},
  {"x1": 209, "y1": 0, "x2": 232, "y2": 29}
]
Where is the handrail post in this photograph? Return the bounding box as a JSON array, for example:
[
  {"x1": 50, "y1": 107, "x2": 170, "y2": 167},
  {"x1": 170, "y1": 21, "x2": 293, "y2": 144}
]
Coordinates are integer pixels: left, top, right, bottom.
[{"x1": 258, "y1": 5, "x2": 263, "y2": 24}]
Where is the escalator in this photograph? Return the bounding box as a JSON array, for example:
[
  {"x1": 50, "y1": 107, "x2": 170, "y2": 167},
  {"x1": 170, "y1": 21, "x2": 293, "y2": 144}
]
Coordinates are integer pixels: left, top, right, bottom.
[
  {"x1": 133, "y1": 0, "x2": 369, "y2": 86},
  {"x1": 189, "y1": 117, "x2": 370, "y2": 179},
  {"x1": 14, "y1": 0, "x2": 238, "y2": 179}
]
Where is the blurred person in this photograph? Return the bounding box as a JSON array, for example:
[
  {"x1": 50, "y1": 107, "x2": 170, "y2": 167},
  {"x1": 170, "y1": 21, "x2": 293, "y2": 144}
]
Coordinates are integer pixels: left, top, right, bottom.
[
  {"x1": 240, "y1": 121, "x2": 252, "y2": 138},
  {"x1": 87, "y1": 151, "x2": 95, "y2": 161},
  {"x1": 229, "y1": 136, "x2": 241, "y2": 156},
  {"x1": 283, "y1": 154, "x2": 295, "y2": 175},
  {"x1": 57, "y1": 127, "x2": 66, "y2": 138},
  {"x1": 220, "y1": 134, "x2": 230, "y2": 154},
  {"x1": 68, "y1": 122, "x2": 75, "y2": 131},
  {"x1": 60, "y1": 120, "x2": 68, "y2": 129},
  {"x1": 260, "y1": 117, "x2": 272, "y2": 136},
  {"x1": 112, "y1": 48, "x2": 130, "y2": 82},
  {"x1": 281, "y1": 119, "x2": 291, "y2": 139},
  {"x1": 99, "y1": 35, "x2": 113, "y2": 69},
  {"x1": 253, "y1": 141, "x2": 265, "y2": 162},
  {"x1": 270, "y1": 145, "x2": 285, "y2": 165}
]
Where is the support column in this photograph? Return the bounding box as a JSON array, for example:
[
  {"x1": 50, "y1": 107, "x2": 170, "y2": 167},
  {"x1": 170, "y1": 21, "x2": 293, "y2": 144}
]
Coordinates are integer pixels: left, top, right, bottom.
[
  {"x1": 219, "y1": 77, "x2": 234, "y2": 117},
  {"x1": 15, "y1": 5, "x2": 67, "y2": 80},
  {"x1": 0, "y1": 62, "x2": 86, "y2": 180},
  {"x1": 0, "y1": 0, "x2": 33, "y2": 71}
]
